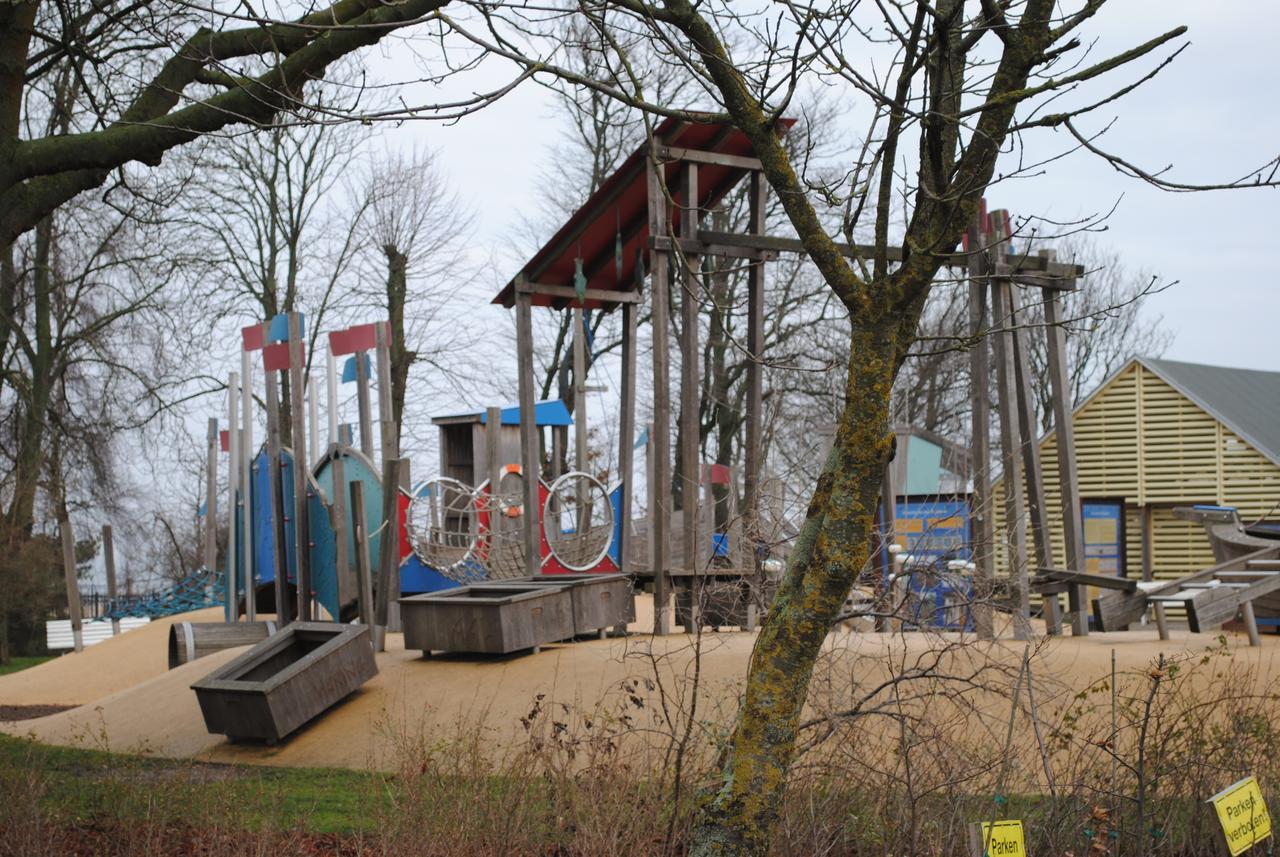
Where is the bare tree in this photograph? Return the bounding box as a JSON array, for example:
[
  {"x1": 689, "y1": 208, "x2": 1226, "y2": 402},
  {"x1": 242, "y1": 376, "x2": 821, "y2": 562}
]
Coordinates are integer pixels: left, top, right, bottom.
[
  {"x1": 364, "y1": 147, "x2": 477, "y2": 451},
  {"x1": 440, "y1": 2, "x2": 1280, "y2": 852},
  {"x1": 0, "y1": 0, "x2": 464, "y2": 246}
]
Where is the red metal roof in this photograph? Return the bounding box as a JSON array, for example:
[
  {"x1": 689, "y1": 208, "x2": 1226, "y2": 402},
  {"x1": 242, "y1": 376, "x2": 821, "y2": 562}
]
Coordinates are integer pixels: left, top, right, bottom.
[{"x1": 493, "y1": 115, "x2": 794, "y2": 311}]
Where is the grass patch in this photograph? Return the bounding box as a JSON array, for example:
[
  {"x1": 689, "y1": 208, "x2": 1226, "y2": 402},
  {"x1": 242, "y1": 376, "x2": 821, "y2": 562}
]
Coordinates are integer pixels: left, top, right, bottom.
[
  {"x1": 0, "y1": 733, "x2": 385, "y2": 834},
  {"x1": 0, "y1": 655, "x2": 53, "y2": 676}
]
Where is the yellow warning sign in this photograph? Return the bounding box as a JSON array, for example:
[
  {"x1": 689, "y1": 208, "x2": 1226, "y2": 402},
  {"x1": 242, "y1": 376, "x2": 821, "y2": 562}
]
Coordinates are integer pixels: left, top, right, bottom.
[
  {"x1": 1210, "y1": 776, "x2": 1272, "y2": 856},
  {"x1": 969, "y1": 819, "x2": 1026, "y2": 857}
]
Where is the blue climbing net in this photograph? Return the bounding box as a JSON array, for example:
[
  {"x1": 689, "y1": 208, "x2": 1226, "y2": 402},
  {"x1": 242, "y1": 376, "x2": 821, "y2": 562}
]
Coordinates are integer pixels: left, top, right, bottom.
[{"x1": 102, "y1": 568, "x2": 225, "y2": 619}]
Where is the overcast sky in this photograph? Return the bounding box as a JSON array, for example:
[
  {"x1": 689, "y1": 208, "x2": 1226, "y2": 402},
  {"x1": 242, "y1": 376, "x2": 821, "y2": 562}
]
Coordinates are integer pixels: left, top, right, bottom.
[{"x1": 374, "y1": 2, "x2": 1278, "y2": 371}]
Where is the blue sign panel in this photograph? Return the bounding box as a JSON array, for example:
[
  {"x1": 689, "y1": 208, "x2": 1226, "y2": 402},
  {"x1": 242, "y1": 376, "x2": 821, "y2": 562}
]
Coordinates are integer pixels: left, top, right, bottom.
[{"x1": 894, "y1": 498, "x2": 971, "y2": 563}]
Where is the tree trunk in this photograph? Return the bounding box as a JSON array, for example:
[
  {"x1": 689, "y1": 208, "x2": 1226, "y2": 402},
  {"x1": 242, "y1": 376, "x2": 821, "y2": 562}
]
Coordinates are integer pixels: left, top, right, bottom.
[
  {"x1": 383, "y1": 242, "x2": 415, "y2": 443},
  {"x1": 689, "y1": 321, "x2": 903, "y2": 856}
]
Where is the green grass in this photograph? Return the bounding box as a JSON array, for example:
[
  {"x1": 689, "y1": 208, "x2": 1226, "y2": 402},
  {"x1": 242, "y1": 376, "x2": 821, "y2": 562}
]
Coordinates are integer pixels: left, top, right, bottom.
[
  {"x1": 0, "y1": 655, "x2": 53, "y2": 676},
  {"x1": 0, "y1": 733, "x2": 387, "y2": 834}
]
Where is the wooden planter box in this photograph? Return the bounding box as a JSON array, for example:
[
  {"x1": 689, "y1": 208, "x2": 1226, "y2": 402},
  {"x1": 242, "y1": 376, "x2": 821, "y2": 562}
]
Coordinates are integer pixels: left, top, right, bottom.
[
  {"x1": 398, "y1": 585, "x2": 574, "y2": 655},
  {"x1": 478, "y1": 575, "x2": 636, "y2": 637},
  {"x1": 190, "y1": 622, "x2": 377, "y2": 744}
]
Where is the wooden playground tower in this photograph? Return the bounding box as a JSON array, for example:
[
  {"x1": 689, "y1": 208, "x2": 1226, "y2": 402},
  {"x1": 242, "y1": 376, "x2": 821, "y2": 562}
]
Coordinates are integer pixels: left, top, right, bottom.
[{"x1": 497, "y1": 117, "x2": 1088, "y2": 637}]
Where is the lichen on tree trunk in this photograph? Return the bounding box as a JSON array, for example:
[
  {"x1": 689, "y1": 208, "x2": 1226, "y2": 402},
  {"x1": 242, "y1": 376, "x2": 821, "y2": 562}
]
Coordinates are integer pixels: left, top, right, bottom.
[{"x1": 689, "y1": 318, "x2": 911, "y2": 856}]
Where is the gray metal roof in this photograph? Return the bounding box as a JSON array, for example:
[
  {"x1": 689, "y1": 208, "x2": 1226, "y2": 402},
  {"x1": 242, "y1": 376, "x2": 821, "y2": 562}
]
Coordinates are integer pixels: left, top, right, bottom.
[{"x1": 1142, "y1": 357, "x2": 1280, "y2": 467}]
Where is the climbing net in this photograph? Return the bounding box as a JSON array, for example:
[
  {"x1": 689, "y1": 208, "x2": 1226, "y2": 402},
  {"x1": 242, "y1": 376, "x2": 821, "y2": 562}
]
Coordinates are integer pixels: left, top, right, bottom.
[
  {"x1": 405, "y1": 477, "x2": 486, "y2": 583},
  {"x1": 103, "y1": 568, "x2": 225, "y2": 619},
  {"x1": 542, "y1": 471, "x2": 614, "y2": 572}
]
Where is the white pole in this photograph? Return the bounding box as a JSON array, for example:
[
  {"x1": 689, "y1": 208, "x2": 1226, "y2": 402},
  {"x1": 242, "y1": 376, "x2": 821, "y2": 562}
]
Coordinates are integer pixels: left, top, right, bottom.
[
  {"x1": 241, "y1": 348, "x2": 256, "y2": 621},
  {"x1": 326, "y1": 345, "x2": 340, "y2": 448},
  {"x1": 227, "y1": 371, "x2": 240, "y2": 622}
]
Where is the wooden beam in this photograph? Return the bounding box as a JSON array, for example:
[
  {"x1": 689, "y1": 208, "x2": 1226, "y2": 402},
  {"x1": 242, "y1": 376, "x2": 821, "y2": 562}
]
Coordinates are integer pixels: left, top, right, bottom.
[
  {"x1": 1042, "y1": 281, "x2": 1087, "y2": 634},
  {"x1": 261, "y1": 335, "x2": 291, "y2": 623},
  {"x1": 204, "y1": 416, "x2": 218, "y2": 582},
  {"x1": 515, "y1": 283, "x2": 542, "y2": 578},
  {"x1": 617, "y1": 301, "x2": 637, "y2": 574},
  {"x1": 742, "y1": 171, "x2": 766, "y2": 613},
  {"x1": 227, "y1": 371, "x2": 240, "y2": 623},
  {"x1": 355, "y1": 344, "x2": 374, "y2": 461},
  {"x1": 990, "y1": 267, "x2": 1031, "y2": 639},
  {"x1": 59, "y1": 514, "x2": 83, "y2": 653},
  {"x1": 287, "y1": 312, "x2": 312, "y2": 623},
  {"x1": 679, "y1": 162, "x2": 701, "y2": 632},
  {"x1": 515, "y1": 281, "x2": 641, "y2": 307},
  {"x1": 658, "y1": 145, "x2": 763, "y2": 171},
  {"x1": 373, "y1": 456, "x2": 402, "y2": 651},
  {"x1": 692, "y1": 230, "x2": 1084, "y2": 283},
  {"x1": 241, "y1": 347, "x2": 256, "y2": 621},
  {"x1": 647, "y1": 153, "x2": 673, "y2": 635},
  {"x1": 966, "y1": 215, "x2": 995, "y2": 641},
  {"x1": 651, "y1": 234, "x2": 778, "y2": 262},
  {"x1": 349, "y1": 480, "x2": 374, "y2": 628},
  {"x1": 102, "y1": 524, "x2": 120, "y2": 636},
  {"x1": 375, "y1": 321, "x2": 397, "y2": 463},
  {"x1": 330, "y1": 447, "x2": 354, "y2": 615},
  {"x1": 1007, "y1": 283, "x2": 1056, "y2": 632}
]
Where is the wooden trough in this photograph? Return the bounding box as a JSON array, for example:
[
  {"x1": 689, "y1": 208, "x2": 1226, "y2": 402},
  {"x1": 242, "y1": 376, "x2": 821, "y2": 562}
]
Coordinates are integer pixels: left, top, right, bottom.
[
  {"x1": 168, "y1": 620, "x2": 278, "y2": 669},
  {"x1": 190, "y1": 622, "x2": 377, "y2": 743},
  {"x1": 398, "y1": 585, "x2": 575, "y2": 655},
  {"x1": 476, "y1": 574, "x2": 636, "y2": 638}
]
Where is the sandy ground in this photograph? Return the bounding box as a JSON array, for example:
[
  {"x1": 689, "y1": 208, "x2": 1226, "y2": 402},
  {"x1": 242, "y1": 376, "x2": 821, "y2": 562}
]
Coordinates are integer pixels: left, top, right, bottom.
[
  {"x1": 0, "y1": 607, "x2": 224, "y2": 706},
  {"x1": 4, "y1": 595, "x2": 1280, "y2": 773}
]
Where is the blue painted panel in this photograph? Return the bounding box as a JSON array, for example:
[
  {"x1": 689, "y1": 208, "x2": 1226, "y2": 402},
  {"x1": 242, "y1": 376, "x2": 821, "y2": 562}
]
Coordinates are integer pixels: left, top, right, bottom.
[
  {"x1": 1083, "y1": 500, "x2": 1124, "y2": 576},
  {"x1": 608, "y1": 483, "x2": 623, "y2": 566},
  {"x1": 399, "y1": 554, "x2": 466, "y2": 594},
  {"x1": 307, "y1": 483, "x2": 340, "y2": 620},
  {"x1": 312, "y1": 448, "x2": 384, "y2": 611},
  {"x1": 894, "y1": 499, "x2": 971, "y2": 562},
  {"x1": 250, "y1": 448, "x2": 297, "y2": 588},
  {"x1": 341, "y1": 354, "x2": 372, "y2": 383},
  {"x1": 902, "y1": 572, "x2": 974, "y2": 632}
]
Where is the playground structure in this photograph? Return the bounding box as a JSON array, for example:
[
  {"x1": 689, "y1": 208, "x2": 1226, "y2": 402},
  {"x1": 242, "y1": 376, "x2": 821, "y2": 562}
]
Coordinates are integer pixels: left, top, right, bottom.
[{"x1": 33, "y1": 116, "x2": 1276, "y2": 764}]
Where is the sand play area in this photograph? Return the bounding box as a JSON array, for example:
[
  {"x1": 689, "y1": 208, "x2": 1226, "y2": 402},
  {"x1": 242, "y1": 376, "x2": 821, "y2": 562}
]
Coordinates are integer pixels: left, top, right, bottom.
[{"x1": 4, "y1": 596, "x2": 1280, "y2": 773}]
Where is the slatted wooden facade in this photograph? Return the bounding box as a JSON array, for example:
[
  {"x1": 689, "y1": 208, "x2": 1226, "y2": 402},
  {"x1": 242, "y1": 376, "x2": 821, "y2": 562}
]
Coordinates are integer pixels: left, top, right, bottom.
[{"x1": 992, "y1": 358, "x2": 1280, "y2": 585}]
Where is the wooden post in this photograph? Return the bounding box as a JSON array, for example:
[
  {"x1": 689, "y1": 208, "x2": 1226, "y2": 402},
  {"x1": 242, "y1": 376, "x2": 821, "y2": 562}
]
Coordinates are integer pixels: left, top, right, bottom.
[
  {"x1": 1043, "y1": 283, "x2": 1088, "y2": 635},
  {"x1": 1007, "y1": 285, "x2": 1057, "y2": 633},
  {"x1": 102, "y1": 524, "x2": 120, "y2": 636},
  {"x1": 241, "y1": 347, "x2": 256, "y2": 621},
  {"x1": 679, "y1": 162, "x2": 701, "y2": 633},
  {"x1": 59, "y1": 514, "x2": 83, "y2": 653},
  {"x1": 1140, "y1": 504, "x2": 1154, "y2": 581},
  {"x1": 647, "y1": 151, "x2": 673, "y2": 635},
  {"x1": 743, "y1": 171, "x2": 767, "y2": 612},
  {"x1": 326, "y1": 343, "x2": 340, "y2": 447},
  {"x1": 990, "y1": 277, "x2": 1031, "y2": 641},
  {"x1": 373, "y1": 457, "x2": 402, "y2": 651},
  {"x1": 374, "y1": 321, "x2": 397, "y2": 463},
  {"x1": 204, "y1": 417, "x2": 218, "y2": 577},
  {"x1": 967, "y1": 214, "x2": 995, "y2": 640},
  {"x1": 486, "y1": 406, "x2": 503, "y2": 557},
  {"x1": 1242, "y1": 601, "x2": 1262, "y2": 647},
  {"x1": 349, "y1": 481, "x2": 374, "y2": 628},
  {"x1": 572, "y1": 306, "x2": 589, "y2": 537},
  {"x1": 307, "y1": 376, "x2": 320, "y2": 469},
  {"x1": 287, "y1": 312, "x2": 312, "y2": 623},
  {"x1": 573, "y1": 307, "x2": 588, "y2": 474},
  {"x1": 515, "y1": 281, "x2": 542, "y2": 577},
  {"x1": 355, "y1": 348, "x2": 375, "y2": 461},
  {"x1": 617, "y1": 301, "x2": 637, "y2": 574},
  {"x1": 227, "y1": 372, "x2": 240, "y2": 623},
  {"x1": 330, "y1": 447, "x2": 353, "y2": 615},
  {"x1": 645, "y1": 421, "x2": 656, "y2": 575},
  {"x1": 262, "y1": 322, "x2": 291, "y2": 624}
]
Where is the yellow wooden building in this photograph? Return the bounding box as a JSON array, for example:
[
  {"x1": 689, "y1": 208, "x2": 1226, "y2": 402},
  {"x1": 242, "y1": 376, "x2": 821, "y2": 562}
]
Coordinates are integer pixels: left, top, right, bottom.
[{"x1": 994, "y1": 357, "x2": 1280, "y2": 584}]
